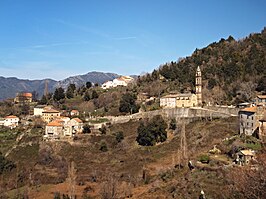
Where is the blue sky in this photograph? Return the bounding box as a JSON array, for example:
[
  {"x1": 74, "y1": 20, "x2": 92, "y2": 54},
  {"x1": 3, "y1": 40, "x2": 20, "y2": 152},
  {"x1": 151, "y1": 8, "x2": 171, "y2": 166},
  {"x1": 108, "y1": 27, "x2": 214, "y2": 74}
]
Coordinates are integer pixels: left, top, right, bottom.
[{"x1": 0, "y1": 0, "x2": 265, "y2": 80}]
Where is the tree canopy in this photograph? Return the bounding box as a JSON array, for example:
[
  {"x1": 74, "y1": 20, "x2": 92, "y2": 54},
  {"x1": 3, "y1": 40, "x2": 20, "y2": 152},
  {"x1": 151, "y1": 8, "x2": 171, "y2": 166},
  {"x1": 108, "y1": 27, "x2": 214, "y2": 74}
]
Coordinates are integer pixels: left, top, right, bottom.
[{"x1": 136, "y1": 115, "x2": 167, "y2": 146}]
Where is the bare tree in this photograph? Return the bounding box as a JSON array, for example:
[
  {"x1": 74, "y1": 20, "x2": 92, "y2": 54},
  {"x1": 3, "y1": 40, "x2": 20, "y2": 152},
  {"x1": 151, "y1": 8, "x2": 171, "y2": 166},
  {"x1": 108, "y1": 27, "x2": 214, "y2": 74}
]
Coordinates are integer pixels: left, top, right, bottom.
[
  {"x1": 68, "y1": 161, "x2": 76, "y2": 199},
  {"x1": 100, "y1": 175, "x2": 118, "y2": 199}
]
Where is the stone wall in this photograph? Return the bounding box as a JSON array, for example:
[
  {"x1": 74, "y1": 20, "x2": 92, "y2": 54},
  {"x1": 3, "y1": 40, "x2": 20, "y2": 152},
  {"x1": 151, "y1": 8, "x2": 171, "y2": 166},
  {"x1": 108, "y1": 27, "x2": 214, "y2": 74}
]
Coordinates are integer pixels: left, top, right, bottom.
[{"x1": 107, "y1": 106, "x2": 239, "y2": 125}]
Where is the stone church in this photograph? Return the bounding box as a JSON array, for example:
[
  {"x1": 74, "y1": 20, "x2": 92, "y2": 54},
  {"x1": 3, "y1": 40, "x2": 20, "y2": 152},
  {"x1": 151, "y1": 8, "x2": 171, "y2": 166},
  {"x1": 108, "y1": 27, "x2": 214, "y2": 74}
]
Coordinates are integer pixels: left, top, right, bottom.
[{"x1": 160, "y1": 66, "x2": 202, "y2": 108}]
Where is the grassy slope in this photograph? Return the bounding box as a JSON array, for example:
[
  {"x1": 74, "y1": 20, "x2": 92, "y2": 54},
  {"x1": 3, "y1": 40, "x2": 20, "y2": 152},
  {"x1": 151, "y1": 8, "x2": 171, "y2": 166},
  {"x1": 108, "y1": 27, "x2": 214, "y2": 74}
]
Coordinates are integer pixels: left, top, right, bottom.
[{"x1": 1, "y1": 116, "x2": 244, "y2": 198}]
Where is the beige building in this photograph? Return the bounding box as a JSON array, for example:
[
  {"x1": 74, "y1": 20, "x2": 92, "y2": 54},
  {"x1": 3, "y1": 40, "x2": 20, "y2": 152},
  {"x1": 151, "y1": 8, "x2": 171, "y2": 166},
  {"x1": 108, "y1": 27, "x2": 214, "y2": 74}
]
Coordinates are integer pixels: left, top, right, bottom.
[
  {"x1": 160, "y1": 66, "x2": 202, "y2": 108},
  {"x1": 160, "y1": 93, "x2": 198, "y2": 108},
  {"x1": 42, "y1": 108, "x2": 60, "y2": 123}
]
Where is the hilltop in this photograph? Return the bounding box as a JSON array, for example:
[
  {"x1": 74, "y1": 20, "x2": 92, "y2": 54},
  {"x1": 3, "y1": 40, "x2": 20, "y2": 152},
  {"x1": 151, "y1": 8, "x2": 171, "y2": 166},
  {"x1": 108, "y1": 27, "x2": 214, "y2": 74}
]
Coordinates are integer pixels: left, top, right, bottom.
[{"x1": 139, "y1": 27, "x2": 266, "y2": 105}]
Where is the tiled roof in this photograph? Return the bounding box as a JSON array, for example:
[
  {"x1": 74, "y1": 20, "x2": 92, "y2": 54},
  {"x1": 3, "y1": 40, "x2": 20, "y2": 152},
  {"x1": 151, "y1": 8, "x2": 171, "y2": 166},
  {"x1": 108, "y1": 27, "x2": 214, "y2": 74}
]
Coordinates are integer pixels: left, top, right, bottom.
[
  {"x1": 240, "y1": 106, "x2": 257, "y2": 113},
  {"x1": 42, "y1": 109, "x2": 59, "y2": 113},
  {"x1": 240, "y1": 150, "x2": 255, "y2": 156},
  {"x1": 161, "y1": 93, "x2": 194, "y2": 98},
  {"x1": 47, "y1": 120, "x2": 63, "y2": 127},
  {"x1": 22, "y1": 93, "x2": 32, "y2": 97},
  {"x1": 5, "y1": 115, "x2": 19, "y2": 119},
  {"x1": 257, "y1": 95, "x2": 266, "y2": 99},
  {"x1": 72, "y1": 118, "x2": 83, "y2": 123}
]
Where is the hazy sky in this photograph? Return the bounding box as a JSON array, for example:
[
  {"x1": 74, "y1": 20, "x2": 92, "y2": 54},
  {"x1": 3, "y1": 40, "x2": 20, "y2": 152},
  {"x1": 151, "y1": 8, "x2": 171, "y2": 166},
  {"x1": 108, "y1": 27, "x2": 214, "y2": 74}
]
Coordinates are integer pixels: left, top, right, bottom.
[{"x1": 0, "y1": 0, "x2": 265, "y2": 80}]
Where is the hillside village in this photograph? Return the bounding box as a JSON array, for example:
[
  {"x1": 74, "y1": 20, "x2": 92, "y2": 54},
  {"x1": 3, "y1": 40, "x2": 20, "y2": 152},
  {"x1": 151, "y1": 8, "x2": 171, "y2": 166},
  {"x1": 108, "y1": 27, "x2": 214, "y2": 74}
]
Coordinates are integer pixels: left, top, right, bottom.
[{"x1": 0, "y1": 29, "x2": 265, "y2": 198}]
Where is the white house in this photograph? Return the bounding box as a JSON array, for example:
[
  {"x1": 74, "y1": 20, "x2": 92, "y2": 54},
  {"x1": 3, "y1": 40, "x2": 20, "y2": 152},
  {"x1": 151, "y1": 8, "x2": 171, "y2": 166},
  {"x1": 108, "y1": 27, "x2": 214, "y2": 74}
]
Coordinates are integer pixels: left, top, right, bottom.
[
  {"x1": 101, "y1": 76, "x2": 134, "y2": 89},
  {"x1": 101, "y1": 81, "x2": 114, "y2": 89},
  {"x1": 3, "y1": 115, "x2": 19, "y2": 128},
  {"x1": 33, "y1": 105, "x2": 47, "y2": 116}
]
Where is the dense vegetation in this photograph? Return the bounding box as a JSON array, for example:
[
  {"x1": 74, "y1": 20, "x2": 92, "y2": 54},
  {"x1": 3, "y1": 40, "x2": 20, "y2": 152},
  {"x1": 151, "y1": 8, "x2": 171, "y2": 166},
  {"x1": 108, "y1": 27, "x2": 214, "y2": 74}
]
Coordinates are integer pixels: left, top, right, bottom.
[{"x1": 136, "y1": 115, "x2": 167, "y2": 146}]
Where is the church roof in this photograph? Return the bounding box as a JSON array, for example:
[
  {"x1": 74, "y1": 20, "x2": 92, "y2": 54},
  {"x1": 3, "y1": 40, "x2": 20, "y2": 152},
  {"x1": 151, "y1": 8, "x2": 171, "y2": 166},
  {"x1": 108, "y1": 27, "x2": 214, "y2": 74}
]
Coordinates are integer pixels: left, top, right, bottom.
[{"x1": 161, "y1": 93, "x2": 195, "y2": 98}]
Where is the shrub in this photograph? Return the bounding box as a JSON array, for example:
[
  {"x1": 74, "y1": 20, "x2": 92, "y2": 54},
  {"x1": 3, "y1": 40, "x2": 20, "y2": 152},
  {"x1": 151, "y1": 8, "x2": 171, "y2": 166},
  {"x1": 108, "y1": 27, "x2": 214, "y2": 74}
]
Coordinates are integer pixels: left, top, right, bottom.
[
  {"x1": 99, "y1": 141, "x2": 108, "y2": 152},
  {"x1": 115, "y1": 131, "x2": 124, "y2": 143},
  {"x1": 99, "y1": 126, "x2": 107, "y2": 135},
  {"x1": 198, "y1": 154, "x2": 210, "y2": 164},
  {"x1": 169, "y1": 118, "x2": 176, "y2": 130},
  {"x1": 83, "y1": 124, "x2": 91, "y2": 134}
]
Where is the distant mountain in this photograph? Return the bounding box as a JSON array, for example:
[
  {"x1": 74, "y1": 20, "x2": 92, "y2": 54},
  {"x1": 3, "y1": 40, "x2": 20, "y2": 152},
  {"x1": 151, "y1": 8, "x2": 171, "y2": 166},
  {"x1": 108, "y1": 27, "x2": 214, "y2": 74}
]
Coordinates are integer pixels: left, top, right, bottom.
[
  {"x1": 0, "y1": 77, "x2": 57, "y2": 101},
  {"x1": 55, "y1": 71, "x2": 119, "y2": 90},
  {"x1": 0, "y1": 71, "x2": 119, "y2": 100}
]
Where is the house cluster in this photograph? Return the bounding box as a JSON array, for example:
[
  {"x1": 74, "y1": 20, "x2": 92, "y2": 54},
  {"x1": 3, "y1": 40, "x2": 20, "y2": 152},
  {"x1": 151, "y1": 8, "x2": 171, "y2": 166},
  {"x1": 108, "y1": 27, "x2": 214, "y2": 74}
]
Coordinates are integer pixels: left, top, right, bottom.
[
  {"x1": 238, "y1": 95, "x2": 266, "y2": 141},
  {"x1": 44, "y1": 117, "x2": 83, "y2": 140},
  {"x1": 101, "y1": 76, "x2": 134, "y2": 89},
  {"x1": 33, "y1": 105, "x2": 83, "y2": 140},
  {"x1": 0, "y1": 115, "x2": 20, "y2": 129},
  {"x1": 236, "y1": 95, "x2": 266, "y2": 165},
  {"x1": 160, "y1": 66, "x2": 202, "y2": 108}
]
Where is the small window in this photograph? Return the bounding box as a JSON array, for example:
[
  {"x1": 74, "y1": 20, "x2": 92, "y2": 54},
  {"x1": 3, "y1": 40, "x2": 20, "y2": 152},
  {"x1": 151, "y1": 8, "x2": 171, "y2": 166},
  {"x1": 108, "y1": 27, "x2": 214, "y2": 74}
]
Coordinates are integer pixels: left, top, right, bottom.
[{"x1": 247, "y1": 122, "x2": 249, "y2": 126}]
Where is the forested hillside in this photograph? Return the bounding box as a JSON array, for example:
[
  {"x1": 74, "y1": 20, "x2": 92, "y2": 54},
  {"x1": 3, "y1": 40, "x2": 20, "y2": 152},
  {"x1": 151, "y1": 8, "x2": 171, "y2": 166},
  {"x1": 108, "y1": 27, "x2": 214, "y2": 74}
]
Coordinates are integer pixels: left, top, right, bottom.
[{"x1": 142, "y1": 27, "x2": 266, "y2": 105}]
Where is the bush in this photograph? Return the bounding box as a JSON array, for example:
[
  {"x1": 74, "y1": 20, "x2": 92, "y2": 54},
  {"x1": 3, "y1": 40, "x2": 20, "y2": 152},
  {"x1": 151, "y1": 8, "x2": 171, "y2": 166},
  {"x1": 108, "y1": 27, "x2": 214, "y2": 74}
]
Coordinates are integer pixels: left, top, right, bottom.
[
  {"x1": 169, "y1": 118, "x2": 176, "y2": 130},
  {"x1": 99, "y1": 126, "x2": 107, "y2": 135},
  {"x1": 99, "y1": 141, "x2": 108, "y2": 152},
  {"x1": 198, "y1": 154, "x2": 210, "y2": 164},
  {"x1": 115, "y1": 131, "x2": 124, "y2": 143},
  {"x1": 0, "y1": 153, "x2": 16, "y2": 174},
  {"x1": 83, "y1": 124, "x2": 91, "y2": 134}
]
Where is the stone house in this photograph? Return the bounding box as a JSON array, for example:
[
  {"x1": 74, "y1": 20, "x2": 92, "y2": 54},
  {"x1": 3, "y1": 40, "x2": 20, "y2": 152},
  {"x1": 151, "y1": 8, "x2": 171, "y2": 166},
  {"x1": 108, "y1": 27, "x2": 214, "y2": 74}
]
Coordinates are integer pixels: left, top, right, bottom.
[
  {"x1": 64, "y1": 118, "x2": 83, "y2": 137},
  {"x1": 44, "y1": 120, "x2": 64, "y2": 140},
  {"x1": 239, "y1": 106, "x2": 265, "y2": 136},
  {"x1": 44, "y1": 117, "x2": 83, "y2": 140},
  {"x1": 236, "y1": 149, "x2": 255, "y2": 165},
  {"x1": 14, "y1": 92, "x2": 32, "y2": 103}
]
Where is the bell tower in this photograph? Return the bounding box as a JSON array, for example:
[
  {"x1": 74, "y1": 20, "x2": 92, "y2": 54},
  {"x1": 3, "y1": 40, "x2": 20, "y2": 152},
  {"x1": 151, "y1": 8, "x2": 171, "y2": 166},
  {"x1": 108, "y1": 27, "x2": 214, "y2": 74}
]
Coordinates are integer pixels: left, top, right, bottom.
[{"x1": 195, "y1": 66, "x2": 202, "y2": 106}]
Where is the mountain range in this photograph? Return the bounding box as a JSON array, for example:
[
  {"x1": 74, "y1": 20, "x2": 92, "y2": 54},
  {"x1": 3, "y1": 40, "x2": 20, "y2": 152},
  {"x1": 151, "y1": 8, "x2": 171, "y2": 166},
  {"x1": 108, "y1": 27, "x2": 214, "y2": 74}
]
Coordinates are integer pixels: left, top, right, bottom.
[{"x1": 0, "y1": 71, "x2": 119, "y2": 101}]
